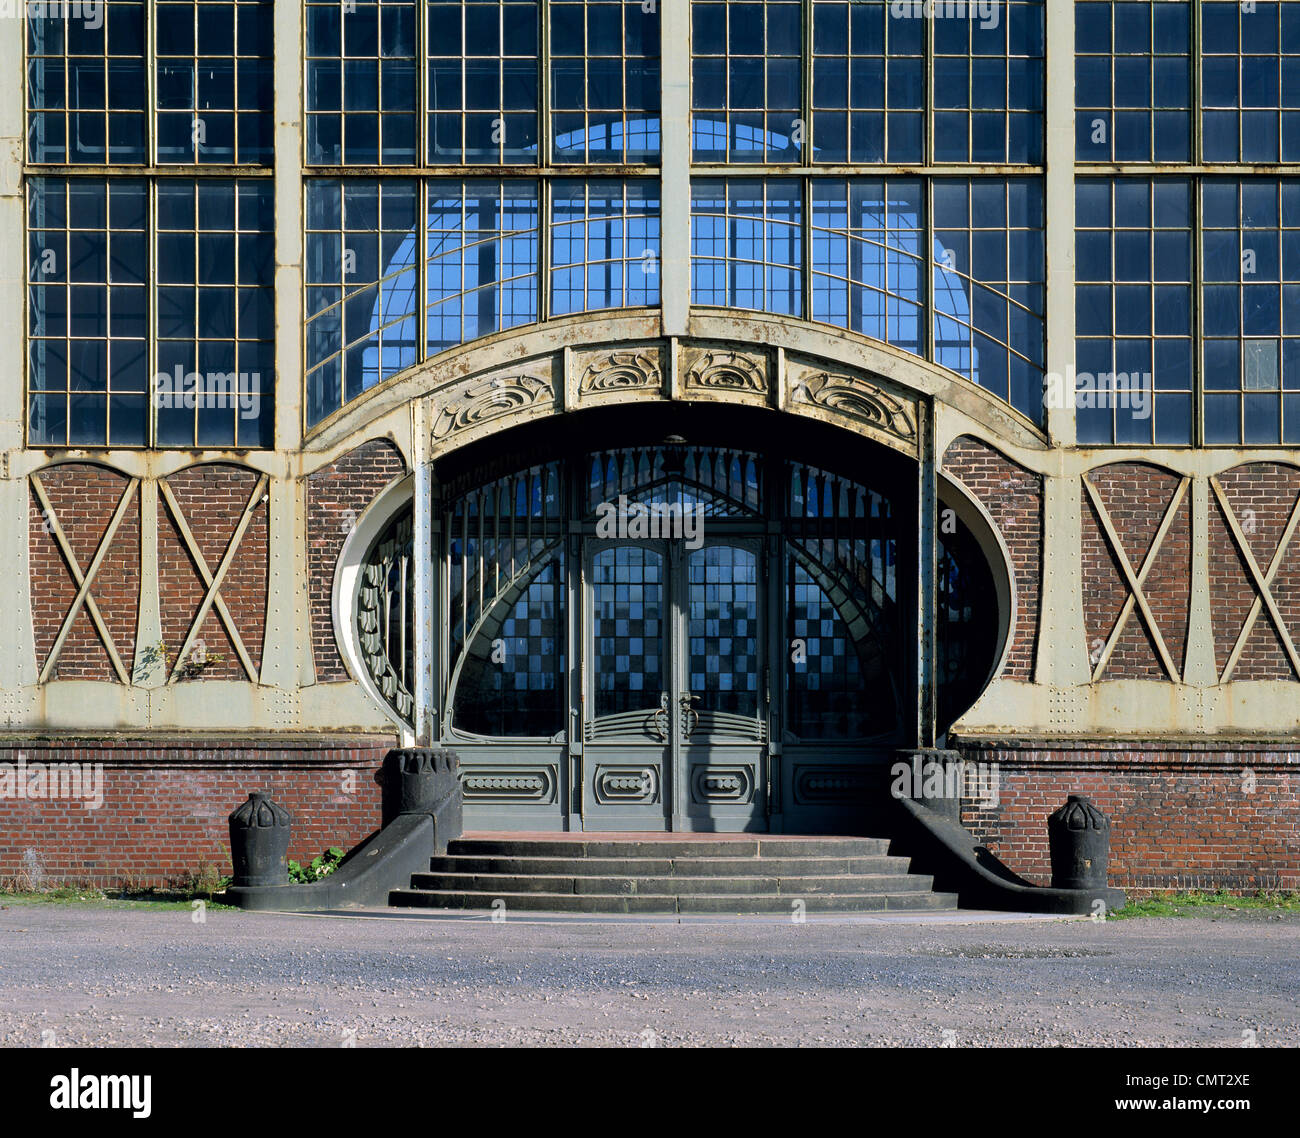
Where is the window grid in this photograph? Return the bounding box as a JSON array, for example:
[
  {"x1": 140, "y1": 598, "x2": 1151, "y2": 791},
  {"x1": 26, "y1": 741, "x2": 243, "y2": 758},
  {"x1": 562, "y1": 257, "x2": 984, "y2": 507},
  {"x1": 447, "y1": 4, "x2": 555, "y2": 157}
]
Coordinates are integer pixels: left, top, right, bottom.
[
  {"x1": 691, "y1": 0, "x2": 1045, "y2": 168},
  {"x1": 931, "y1": 178, "x2": 1045, "y2": 416},
  {"x1": 692, "y1": 0, "x2": 803, "y2": 163},
  {"x1": 26, "y1": 2, "x2": 149, "y2": 165},
  {"x1": 549, "y1": 179, "x2": 660, "y2": 314},
  {"x1": 28, "y1": 178, "x2": 150, "y2": 447},
  {"x1": 810, "y1": 0, "x2": 922, "y2": 165},
  {"x1": 25, "y1": 0, "x2": 273, "y2": 168},
  {"x1": 427, "y1": 180, "x2": 541, "y2": 350},
  {"x1": 1075, "y1": 178, "x2": 1196, "y2": 446},
  {"x1": 550, "y1": 0, "x2": 661, "y2": 163},
  {"x1": 305, "y1": 177, "x2": 655, "y2": 428},
  {"x1": 306, "y1": 0, "x2": 420, "y2": 165},
  {"x1": 1201, "y1": 0, "x2": 1300, "y2": 164},
  {"x1": 691, "y1": 178, "x2": 804, "y2": 315},
  {"x1": 305, "y1": 180, "x2": 422, "y2": 424},
  {"x1": 1075, "y1": 0, "x2": 1193, "y2": 163},
  {"x1": 1201, "y1": 178, "x2": 1300, "y2": 445},
  {"x1": 930, "y1": 0, "x2": 1045, "y2": 163},
  {"x1": 156, "y1": 0, "x2": 274, "y2": 164},
  {"x1": 427, "y1": 1, "x2": 541, "y2": 164},
  {"x1": 155, "y1": 179, "x2": 275, "y2": 446},
  {"x1": 809, "y1": 178, "x2": 923, "y2": 354}
]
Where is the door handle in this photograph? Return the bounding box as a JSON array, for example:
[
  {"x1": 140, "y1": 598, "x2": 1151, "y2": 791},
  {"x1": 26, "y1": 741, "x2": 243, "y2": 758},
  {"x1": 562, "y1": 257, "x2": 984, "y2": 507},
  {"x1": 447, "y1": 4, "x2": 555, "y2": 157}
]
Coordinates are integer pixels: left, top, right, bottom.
[
  {"x1": 679, "y1": 692, "x2": 700, "y2": 738},
  {"x1": 650, "y1": 692, "x2": 670, "y2": 742}
]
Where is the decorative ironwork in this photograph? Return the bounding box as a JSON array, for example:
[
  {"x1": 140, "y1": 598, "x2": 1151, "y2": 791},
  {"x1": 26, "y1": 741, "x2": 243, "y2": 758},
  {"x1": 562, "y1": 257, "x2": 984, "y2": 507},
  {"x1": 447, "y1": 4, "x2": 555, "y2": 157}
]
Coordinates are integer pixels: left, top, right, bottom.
[{"x1": 356, "y1": 506, "x2": 415, "y2": 723}]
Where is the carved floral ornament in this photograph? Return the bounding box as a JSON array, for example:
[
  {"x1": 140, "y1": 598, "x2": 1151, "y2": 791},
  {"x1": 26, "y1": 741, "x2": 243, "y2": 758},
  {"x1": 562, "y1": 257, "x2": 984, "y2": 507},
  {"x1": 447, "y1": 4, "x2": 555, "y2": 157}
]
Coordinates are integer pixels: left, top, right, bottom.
[
  {"x1": 424, "y1": 344, "x2": 920, "y2": 455},
  {"x1": 579, "y1": 349, "x2": 663, "y2": 393},
  {"x1": 790, "y1": 370, "x2": 919, "y2": 445},
  {"x1": 684, "y1": 349, "x2": 767, "y2": 393},
  {"x1": 430, "y1": 373, "x2": 554, "y2": 441}
]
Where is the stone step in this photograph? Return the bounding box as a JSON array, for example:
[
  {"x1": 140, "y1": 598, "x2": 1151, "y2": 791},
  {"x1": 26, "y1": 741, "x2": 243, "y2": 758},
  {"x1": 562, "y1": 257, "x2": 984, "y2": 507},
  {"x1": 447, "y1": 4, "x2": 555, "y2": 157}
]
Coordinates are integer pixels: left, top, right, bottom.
[
  {"x1": 409, "y1": 872, "x2": 935, "y2": 896},
  {"x1": 446, "y1": 837, "x2": 893, "y2": 859},
  {"x1": 388, "y1": 889, "x2": 960, "y2": 914},
  {"x1": 426, "y1": 854, "x2": 914, "y2": 877}
]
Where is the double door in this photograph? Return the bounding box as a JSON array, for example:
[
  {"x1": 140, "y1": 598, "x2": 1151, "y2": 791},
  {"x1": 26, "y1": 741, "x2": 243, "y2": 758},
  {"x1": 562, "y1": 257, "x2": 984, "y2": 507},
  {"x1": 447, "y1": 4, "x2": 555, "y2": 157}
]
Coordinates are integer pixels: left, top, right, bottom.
[{"x1": 581, "y1": 536, "x2": 768, "y2": 830}]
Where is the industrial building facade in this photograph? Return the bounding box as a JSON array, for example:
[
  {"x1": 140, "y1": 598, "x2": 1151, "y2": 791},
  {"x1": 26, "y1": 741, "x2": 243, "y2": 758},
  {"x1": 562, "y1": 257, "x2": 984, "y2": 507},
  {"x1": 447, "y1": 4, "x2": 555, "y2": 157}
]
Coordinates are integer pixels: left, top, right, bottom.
[{"x1": 1, "y1": 0, "x2": 1297, "y2": 891}]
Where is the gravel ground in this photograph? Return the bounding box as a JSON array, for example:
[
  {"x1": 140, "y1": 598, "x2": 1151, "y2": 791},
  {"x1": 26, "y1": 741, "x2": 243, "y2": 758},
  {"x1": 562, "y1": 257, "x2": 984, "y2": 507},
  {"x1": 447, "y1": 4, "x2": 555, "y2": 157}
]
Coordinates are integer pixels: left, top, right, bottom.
[{"x1": 0, "y1": 905, "x2": 1297, "y2": 1047}]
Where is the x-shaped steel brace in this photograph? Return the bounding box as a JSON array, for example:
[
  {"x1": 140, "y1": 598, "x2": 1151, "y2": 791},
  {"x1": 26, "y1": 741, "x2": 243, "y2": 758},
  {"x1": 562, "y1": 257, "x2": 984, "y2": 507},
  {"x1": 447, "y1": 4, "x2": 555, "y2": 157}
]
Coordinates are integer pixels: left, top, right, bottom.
[
  {"x1": 1083, "y1": 472, "x2": 1190, "y2": 684},
  {"x1": 159, "y1": 472, "x2": 269, "y2": 684},
  {"x1": 31, "y1": 472, "x2": 140, "y2": 685},
  {"x1": 1210, "y1": 475, "x2": 1300, "y2": 683}
]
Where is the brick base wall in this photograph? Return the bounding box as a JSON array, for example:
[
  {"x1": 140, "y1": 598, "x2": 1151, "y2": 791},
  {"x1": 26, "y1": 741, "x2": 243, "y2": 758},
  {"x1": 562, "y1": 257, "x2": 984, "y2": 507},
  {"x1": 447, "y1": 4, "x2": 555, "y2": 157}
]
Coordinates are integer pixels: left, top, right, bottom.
[
  {"x1": 956, "y1": 738, "x2": 1300, "y2": 893},
  {"x1": 0, "y1": 736, "x2": 395, "y2": 889},
  {"x1": 3, "y1": 735, "x2": 1297, "y2": 893}
]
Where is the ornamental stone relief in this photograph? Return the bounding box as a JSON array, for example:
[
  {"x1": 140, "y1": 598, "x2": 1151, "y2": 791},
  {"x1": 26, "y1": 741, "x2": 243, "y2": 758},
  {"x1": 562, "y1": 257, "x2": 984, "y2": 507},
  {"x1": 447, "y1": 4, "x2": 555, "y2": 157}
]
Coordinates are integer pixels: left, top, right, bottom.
[
  {"x1": 430, "y1": 372, "x2": 555, "y2": 441},
  {"x1": 788, "y1": 366, "x2": 919, "y2": 446},
  {"x1": 682, "y1": 348, "x2": 768, "y2": 394},
  {"x1": 576, "y1": 348, "x2": 664, "y2": 395}
]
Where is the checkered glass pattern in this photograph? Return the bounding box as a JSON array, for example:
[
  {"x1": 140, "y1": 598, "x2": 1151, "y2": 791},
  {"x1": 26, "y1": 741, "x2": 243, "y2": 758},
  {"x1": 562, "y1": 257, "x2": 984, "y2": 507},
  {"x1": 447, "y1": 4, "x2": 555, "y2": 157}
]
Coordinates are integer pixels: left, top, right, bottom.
[
  {"x1": 688, "y1": 545, "x2": 759, "y2": 718},
  {"x1": 592, "y1": 545, "x2": 665, "y2": 716}
]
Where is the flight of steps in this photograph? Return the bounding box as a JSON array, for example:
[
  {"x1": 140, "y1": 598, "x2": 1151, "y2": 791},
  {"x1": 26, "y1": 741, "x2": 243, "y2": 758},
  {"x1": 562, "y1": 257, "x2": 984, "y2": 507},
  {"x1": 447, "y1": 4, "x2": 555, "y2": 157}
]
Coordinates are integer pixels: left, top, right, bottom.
[{"x1": 388, "y1": 836, "x2": 959, "y2": 914}]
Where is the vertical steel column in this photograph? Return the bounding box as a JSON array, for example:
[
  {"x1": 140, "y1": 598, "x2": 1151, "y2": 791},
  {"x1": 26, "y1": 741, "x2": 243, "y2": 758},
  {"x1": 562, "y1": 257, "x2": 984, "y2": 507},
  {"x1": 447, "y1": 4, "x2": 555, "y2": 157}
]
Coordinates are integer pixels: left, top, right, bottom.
[
  {"x1": 412, "y1": 398, "x2": 436, "y2": 747},
  {"x1": 660, "y1": 0, "x2": 691, "y2": 335},
  {"x1": 915, "y1": 400, "x2": 938, "y2": 750}
]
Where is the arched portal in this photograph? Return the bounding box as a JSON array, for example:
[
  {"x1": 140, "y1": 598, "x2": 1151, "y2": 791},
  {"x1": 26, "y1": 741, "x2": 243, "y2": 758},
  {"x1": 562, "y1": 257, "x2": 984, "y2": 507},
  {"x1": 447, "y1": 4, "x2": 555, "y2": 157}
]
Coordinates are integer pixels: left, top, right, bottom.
[{"x1": 347, "y1": 400, "x2": 1010, "y2": 834}]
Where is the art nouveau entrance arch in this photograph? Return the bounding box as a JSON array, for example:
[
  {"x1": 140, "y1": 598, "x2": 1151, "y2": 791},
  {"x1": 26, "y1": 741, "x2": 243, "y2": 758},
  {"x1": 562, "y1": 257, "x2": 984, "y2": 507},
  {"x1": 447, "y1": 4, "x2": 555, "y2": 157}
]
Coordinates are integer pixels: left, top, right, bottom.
[{"x1": 320, "y1": 311, "x2": 1039, "y2": 832}]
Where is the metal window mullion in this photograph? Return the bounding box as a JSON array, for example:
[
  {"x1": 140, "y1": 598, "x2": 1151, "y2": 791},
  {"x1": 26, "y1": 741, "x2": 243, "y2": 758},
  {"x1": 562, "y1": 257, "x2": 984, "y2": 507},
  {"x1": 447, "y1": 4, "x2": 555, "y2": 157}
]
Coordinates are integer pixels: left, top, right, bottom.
[
  {"x1": 924, "y1": 175, "x2": 935, "y2": 363},
  {"x1": 1193, "y1": 172, "x2": 1205, "y2": 445},
  {"x1": 418, "y1": 176, "x2": 428, "y2": 362},
  {"x1": 540, "y1": 0, "x2": 551, "y2": 168},
  {"x1": 148, "y1": 178, "x2": 158, "y2": 446},
  {"x1": 801, "y1": 176, "x2": 812, "y2": 319},
  {"x1": 924, "y1": 0, "x2": 934, "y2": 167},
  {"x1": 802, "y1": 0, "x2": 813, "y2": 168},
  {"x1": 148, "y1": 0, "x2": 160, "y2": 166},
  {"x1": 417, "y1": 0, "x2": 428, "y2": 166},
  {"x1": 1192, "y1": 0, "x2": 1203, "y2": 166},
  {"x1": 539, "y1": 174, "x2": 551, "y2": 321}
]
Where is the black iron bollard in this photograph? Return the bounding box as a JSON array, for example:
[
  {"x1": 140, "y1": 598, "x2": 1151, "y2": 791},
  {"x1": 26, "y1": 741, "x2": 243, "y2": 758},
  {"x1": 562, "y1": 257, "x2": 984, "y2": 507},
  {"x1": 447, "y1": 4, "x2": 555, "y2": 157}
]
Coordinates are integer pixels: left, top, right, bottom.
[
  {"x1": 228, "y1": 792, "x2": 292, "y2": 887},
  {"x1": 381, "y1": 748, "x2": 462, "y2": 830},
  {"x1": 1048, "y1": 795, "x2": 1112, "y2": 891}
]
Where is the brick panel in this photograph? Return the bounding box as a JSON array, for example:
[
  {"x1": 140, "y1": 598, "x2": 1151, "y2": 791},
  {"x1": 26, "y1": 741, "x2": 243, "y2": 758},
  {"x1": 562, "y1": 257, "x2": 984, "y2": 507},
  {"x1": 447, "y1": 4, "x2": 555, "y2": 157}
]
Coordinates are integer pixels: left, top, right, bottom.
[
  {"x1": 28, "y1": 463, "x2": 140, "y2": 682},
  {"x1": 958, "y1": 739, "x2": 1300, "y2": 893},
  {"x1": 1210, "y1": 462, "x2": 1300, "y2": 681},
  {"x1": 1081, "y1": 462, "x2": 1190, "y2": 680},
  {"x1": 942, "y1": 436, "x2": 1042, "y2": 680},
  {"x1": 307, "y1": 439, "x2": 407, "y2": 681},
  {"x1": 0, "y1": 736, "x2": 395, "y2": 888},
  {"x1": 157, "y1": 464, "x2": 269, "y2": 681}
]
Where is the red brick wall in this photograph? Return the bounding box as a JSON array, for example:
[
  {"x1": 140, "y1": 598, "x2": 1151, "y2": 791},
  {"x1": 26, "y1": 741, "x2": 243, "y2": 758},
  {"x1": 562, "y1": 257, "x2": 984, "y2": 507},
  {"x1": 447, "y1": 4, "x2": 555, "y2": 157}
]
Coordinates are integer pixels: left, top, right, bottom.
[
  {"x1": 958, "y1": 739, "x2": 1300, "y2": 893},
  {"x1": 0, "y1": 737, "x2": 395, "y2": 888},
  {"x1": 28, "y1": 463, "x2": 140, "y2": 682},
  {"x1": 307, "y1": 439, "x2": 407, "y2": 681},
  {"x1": 1210, "y1": 462, "x2": 1300, "y2": 681},
  {"x1": 158, "y1": 464, "x2": 269, "y2": 681},
  {"x1": 1081, "y1": 462, "x2": 1191, "y2": 680},
  {"x1": 942, "y1": 436, "x2": 1042, "y2": 680}
]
